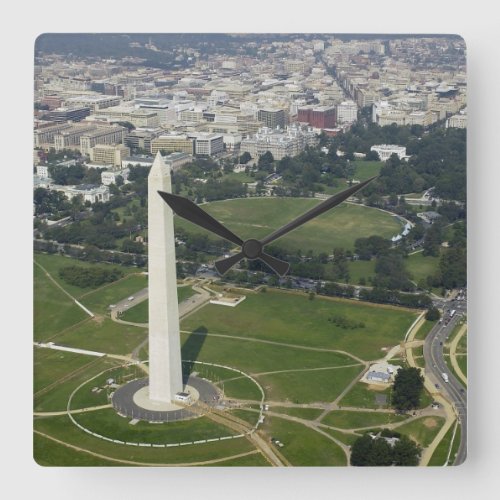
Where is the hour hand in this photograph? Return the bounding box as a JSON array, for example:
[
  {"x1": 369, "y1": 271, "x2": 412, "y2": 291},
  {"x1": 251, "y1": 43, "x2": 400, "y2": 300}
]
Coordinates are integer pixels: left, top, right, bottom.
[{"x1": 157, "y1": 191, "x2": 243, "y2": 246}]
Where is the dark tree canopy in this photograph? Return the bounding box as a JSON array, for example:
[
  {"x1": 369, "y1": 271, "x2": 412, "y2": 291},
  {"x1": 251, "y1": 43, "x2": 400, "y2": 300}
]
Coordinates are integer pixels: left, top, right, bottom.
[{"x1": 391, "y1": 367, "x2": 425, "y2": 411}]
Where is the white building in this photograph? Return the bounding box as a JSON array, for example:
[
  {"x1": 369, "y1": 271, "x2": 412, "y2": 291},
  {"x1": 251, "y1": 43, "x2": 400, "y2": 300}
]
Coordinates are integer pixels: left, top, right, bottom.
[
  {"x1": 50, "y1": 184, "x2": 110, "y2": 204},
  {"x1": 370, "y1": 144, "x2": 407, "y2": 162},
  {"x1": 240, "y1": 125, "x2": 318, "y2": 161},
  {"x1": 101, "y1": 168, "x2": 129, "y2": 185},
  {"x1": 336, "y1": 100, "x2": 358, "y2": 124},
  {"x1": 446, "y1": 110, "x2": 467, "y2": 129},
  {"x1": 187, "y1": 133, "x2": 224, "y2": 156}
]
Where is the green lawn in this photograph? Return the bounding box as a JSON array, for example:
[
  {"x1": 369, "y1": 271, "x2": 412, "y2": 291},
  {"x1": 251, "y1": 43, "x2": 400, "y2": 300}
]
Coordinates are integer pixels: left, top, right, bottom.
[
  {"x1": 353, "y1": 160, "x2": 384, "y2": 181},
  {"x1": 221, "y1": 377, "x2": 263, "y2": 401},
  {"x1": 406, "y1": 251, "x2": 440, "y2": 283},
  {"x1": 34, "y1": 414, "x2": 255, "y2": 465},
  {"x1": 321, "y1": 410, "x2": 409, "y2": 429},
  {"x1": 270, "y1": 407, "x2": 325, "y2": 420},
  {"x1": 73, "y1": 408, "x2": 237, "y2": 444},
  {"x1": 226, "y1": 409, "x2": 260, "y2": 426},
  {"x1": 34, "y1": 252, "x2": 138, "y2": 298},
  {"x1": 180, "y1": 330, "x2": 357, "y2": 374},
  {"x1": 34, "y1": 432, "x2": 120, "y2": 466},
  {"x1": 120, "y1": 286, "x2": 198, "y2": 323},
  {"x1": 55, "y1": 318, "x2": 147, "y2": 356},
  {"x1": 261, "y1": 416, "x2": 346, "y2": 466},
  {"x1": 34, "y1": 347, "x2": 100, "y2": 394},
  {"x1": 175, "y1": 198, "x2": 401, "y2": 253},
  {"x1": 204, "y1": 452, "x2": 269, "y2": 466},
  {"x1": 414, "y1": 320, "x2": 436, "y2": 340},
  {"x1": 320, "y1": 427, "x2": 361, "y2": 447},
  {"x1": 347, "y1": 259, "x2": 376, "y2": 284},
  {"x1": 394, "y1": 416, "x2": 446, "y2": 447},
  {"x1": 80, "y1": 274, "x2": 147, "y2": 315},
  {"x1": 256, "y1": 365, "x2": 363, "y2": 404},
  {"x1": 34, "y1": 263, "x2": 88, "y2": 341},
  {"x1": 428, "y1": 421, "x2": 461, "y2": 466},
  {"x1": 221, "y1": 171, "x2": 256, "y2": 183},
  {"x1": 339, "y1": 382, "x2": 392, "y2": 409},
  {"x1": 34, "y1": 357, "x2": 123, "y2": 412},
  {"x1": 182, "y1": 289, "x2": 417, "y2": 361}
]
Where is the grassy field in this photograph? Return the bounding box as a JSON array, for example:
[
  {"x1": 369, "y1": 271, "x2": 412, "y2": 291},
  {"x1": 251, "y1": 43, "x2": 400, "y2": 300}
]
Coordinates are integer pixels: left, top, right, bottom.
[
  {"x1": 204, "y1": 452, "x2": 269, "y2": 466},
  {"x1": 339, "y1": 382, "x2": 392, "y2": 409},
  {"x1": 34, "y1": 357, "x2": 123, "y2": 412},
  {"x1": 256, "y1": 365, "x2": 363, "y2": 404},
  {"x1": 320, "y1": 410, "x2": 409, "y2": 429},
  {"x1": 261, "y1": 416, "x2": 346, "y2": 466},
  {"x1": 34, "y1": 253, "x2": 138, "y2": 298},
  {"x1": 34, "y1": 415, "x2": 255, "y2": 465},
  {"x1": 353, "y1": 160, "x2": 384, "y2": 181},
  {"x1": 347, "y1": 259, "x2": 376, "y2": 284},
  {"x1": 220, "y1": 377, "x2": 263, "y2": 401},
  {"x1": 175, "y1": 198, "x2": 401, "y2": 253},
  {"x1": 320, "y1": 427, "x2": 360, "y2": 447},
  {"x1": 120, "y1": 286, "x2": 198, "y2": 323},
  {"x1": 428, "y1": 421, "x2": 461, "y2": 466},
  {"x1": 54, "y1": 317, "x2": 147, "y2": 355},
  {"x1": 34, "y1": 348, "x2": 101, "y2": 394},
  {"x1": 181, "y1": 289, "x2": 418, "y2": 361},
  {"x1": 395, "y1": 416, "x2": 446, "y2": 447},
  {"x1": 34, "y1": 263, "x2": 88, "y2": 341},
  {"x1": 406, "y1": 251, "x2": 440, "y2": 283},
  {"x1": 73, "y1": 408, "x2": 237, "y2": 444},
  {"x1": 34, "y1": 432, "x2": 120, "y2": 466},
  {"x1": 414, "y1": 319, "x2": 436, "y2": 340},
  {"x1": 269, "y1": 407, "x2": 325, "y2": 420},
  {"x1": 180, "y1": 330, "x2": 357, "y2": 374},
  {"x1": 80, "y1": 274, "x2": 147, "y2": 314}
]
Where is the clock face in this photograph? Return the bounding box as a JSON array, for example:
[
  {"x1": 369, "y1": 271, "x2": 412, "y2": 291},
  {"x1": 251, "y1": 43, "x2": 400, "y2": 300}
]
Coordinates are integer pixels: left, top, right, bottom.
[{"x1": 32, "y1": 33, "x2": 467, "y2": 471}]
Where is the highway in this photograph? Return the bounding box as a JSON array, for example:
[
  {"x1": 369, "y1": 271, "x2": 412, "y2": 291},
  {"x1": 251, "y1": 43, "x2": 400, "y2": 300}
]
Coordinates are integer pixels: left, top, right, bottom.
[{"x1": 424, "y1": 293, "x2": 467, "y2": 465}]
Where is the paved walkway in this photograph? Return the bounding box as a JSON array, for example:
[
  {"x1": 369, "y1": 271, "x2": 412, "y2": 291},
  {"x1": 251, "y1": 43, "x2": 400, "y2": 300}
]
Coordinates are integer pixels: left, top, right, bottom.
[
  {"x1": 449, "y1": 324, "x2": 467, "y2": 385},
  {"x1": 34, "y1": 404, "x2": 113, "y2": 417}
]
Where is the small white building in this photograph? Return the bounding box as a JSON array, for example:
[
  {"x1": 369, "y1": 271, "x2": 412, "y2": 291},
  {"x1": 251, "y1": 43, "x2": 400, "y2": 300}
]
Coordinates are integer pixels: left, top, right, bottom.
[
  {"x1": 101, "y1": 168, "x2": 130, "y2": 185},
  {"x1": 174, "y1": 392, "x2": 192, "y2": 404}
]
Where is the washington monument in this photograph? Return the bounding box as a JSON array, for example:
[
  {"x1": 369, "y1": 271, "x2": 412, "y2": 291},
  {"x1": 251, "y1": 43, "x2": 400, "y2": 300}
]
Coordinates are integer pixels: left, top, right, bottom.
[{"x1": 147, "y1": 152, "x2": 183, "y2": 402}]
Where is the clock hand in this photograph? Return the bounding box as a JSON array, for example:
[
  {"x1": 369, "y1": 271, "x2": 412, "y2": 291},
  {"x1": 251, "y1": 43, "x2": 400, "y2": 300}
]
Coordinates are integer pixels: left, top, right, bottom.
[
  {"x1": 157, "y1": 191, "x2": 243, "y2": 246},
  {"x1": 260, "y1": 176, "x2": 377, "y2": 246},
  {"x1": 214, "y1": 176, "x2": 376, "y2": 275},
  {"x1": 158, "y1": 191, "x2": 290, "y2": 275}
]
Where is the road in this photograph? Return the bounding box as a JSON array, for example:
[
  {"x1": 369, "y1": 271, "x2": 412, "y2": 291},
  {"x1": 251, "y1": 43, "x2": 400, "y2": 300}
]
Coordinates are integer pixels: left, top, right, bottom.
[{"x1": 424, "y1": 294, "x2": 467, "y2": 465}]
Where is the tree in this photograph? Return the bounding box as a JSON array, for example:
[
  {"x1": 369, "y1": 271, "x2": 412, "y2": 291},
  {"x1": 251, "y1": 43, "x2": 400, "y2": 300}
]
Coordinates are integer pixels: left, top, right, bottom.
[
  {"x1": 350, "y1": 433, "x2": 411, "y2": 466},
  {"x1": 425, "y1": 307, "x2": 441, "y2": 321},
  {"x1": 239, "y1": 152, "x2": 252, "y2": 164},
  {"x1": 392, "y1": 435, "x2": 421, "y2": 466},
  {"x1": 391, "y1": 367, "x2": 425, "y2": 412}
]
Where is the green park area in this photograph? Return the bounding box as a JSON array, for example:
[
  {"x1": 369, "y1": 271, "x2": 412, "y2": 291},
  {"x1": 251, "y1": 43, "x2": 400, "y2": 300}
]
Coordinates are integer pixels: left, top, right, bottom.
[
  {"x1": 120, "y1": 285, "x2": 198, "y2": 323},
  {"x1": 34, "y1": 252, "x2": 441, "y2": 466},
  {"x1": 181, "y1": 288, "x2": 418, "y2": 361},
  {"x1": 174, "y1": 198, "x2": 401, "y2": 254}
]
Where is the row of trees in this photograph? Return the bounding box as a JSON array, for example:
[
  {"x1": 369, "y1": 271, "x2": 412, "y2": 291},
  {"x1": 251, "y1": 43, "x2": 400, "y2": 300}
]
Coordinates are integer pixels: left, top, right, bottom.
[{"x1": 58, "y1": 265, "x2": 123, "y2": 288}]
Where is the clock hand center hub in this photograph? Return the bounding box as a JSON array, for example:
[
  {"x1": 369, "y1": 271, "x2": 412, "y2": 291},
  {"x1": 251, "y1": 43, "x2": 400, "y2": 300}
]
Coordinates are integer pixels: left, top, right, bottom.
[{"x1": 242, "y1": 239, "x2": 263, "y2": 260}]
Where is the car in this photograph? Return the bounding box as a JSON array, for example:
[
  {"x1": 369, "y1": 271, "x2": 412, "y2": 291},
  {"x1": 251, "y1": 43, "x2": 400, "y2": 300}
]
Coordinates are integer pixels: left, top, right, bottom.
[
  {"x1": 109, "y1": 304, "x2": 116, "y2": 308},
  {"x1": 435, "y1": 383, "x2": 440, "y2": 388},
  {"x1": 128, "y1": 296, "x2": 135, "y2": 301}
]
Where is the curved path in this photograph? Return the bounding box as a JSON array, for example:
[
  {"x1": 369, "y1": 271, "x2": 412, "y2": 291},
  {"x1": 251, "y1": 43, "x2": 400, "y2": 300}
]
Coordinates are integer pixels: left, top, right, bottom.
[{"x1": 34, "y1": 430, "x2": 262, "y2": 467}]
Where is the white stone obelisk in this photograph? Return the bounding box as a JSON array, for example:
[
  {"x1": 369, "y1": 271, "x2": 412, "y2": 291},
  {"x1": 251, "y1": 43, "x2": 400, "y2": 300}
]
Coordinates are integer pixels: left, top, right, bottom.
[{"x1": 147, "y1": 151, "x2": 183, "y2": 402}]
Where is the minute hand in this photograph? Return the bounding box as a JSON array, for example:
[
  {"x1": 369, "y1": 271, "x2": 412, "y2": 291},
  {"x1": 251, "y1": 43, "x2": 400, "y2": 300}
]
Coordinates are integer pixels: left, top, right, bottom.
[{"x1": 260, "y1": 176, "x2": 377, "y2": 246}]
